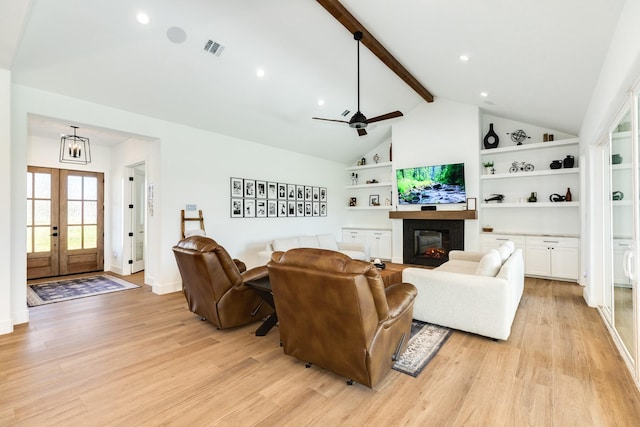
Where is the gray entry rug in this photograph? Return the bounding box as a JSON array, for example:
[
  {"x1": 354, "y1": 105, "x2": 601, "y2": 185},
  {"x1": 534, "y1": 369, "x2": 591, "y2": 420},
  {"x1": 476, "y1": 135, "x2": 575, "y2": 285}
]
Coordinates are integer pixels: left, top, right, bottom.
[
  {"x1": 27, "y1": 274, "x2": 139, "y2": 307},
  {"x1": 393, "y1": 319, "x2": 453, "y2": 377}
]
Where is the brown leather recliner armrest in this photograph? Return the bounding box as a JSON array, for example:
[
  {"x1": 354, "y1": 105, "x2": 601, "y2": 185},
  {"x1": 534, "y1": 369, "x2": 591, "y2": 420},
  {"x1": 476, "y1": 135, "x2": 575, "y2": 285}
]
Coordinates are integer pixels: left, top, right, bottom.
[
  {"x1": 382, "y1": 282, "x2": 418, "y2": 324},
  {"x1": 233, "y1": 259, "x2": 247, "y2": 273},
  {"x1": 240, "y1": 265, "x2": 268, "y2": 283}
]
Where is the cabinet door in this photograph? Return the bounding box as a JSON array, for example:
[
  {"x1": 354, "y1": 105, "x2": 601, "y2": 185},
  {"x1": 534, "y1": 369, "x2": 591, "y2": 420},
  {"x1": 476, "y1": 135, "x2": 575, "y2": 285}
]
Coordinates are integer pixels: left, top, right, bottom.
[
  {"x1": 343, "y1": 229, "x2": 365, "y2": 244},
  {"x1": 525, "y1": 246, "x2": 550, "y2": 276},
  {"x1": 550, "y1": 247, "x2": 578, "y2": 280},
  {"x1": 371, "y1": 231, "x2": 392, "y2": 260}
]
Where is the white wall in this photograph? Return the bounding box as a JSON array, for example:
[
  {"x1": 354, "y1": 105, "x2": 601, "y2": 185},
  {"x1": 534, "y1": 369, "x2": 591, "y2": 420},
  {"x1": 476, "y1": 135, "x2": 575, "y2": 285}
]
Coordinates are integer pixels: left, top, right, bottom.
[
  {"x1": 8, "y1": 85, "x2": 349, "y2": 331},
  {"x1": 390, "y1": 98, "x2": 481, "y2": 260},
  {"x1": 579, "y1": 0, "x2": 640, "y2": 307},
  {"x1": 0, "y1": 68, "x2": 12, "y2": 334}
]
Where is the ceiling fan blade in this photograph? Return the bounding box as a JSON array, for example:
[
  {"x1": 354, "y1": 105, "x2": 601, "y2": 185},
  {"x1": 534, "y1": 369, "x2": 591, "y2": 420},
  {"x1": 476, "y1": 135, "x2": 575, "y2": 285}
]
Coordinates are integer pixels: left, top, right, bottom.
[
  {"x1": 367, "y1": 111, "x2": 403, "y2": 124},
  {"x1": 357, "y1": 128, "x2": 367, "y2": 136},
  {"x1": 312, "y1": 117, "x2": 350, "y2": 124}
]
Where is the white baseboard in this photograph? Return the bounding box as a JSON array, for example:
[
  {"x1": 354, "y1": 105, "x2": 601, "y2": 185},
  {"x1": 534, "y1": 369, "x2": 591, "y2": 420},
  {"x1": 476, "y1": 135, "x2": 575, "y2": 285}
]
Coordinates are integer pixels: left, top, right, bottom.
[
  {"x1": 152, "y1": 281, "x2": 181, "y2": 295},
  {"x1": 0, "y1": 318, "x2": 13, "y2": 335},
  {"x1": 12, "y1": 307, "x2": 29, "y2": 325}
]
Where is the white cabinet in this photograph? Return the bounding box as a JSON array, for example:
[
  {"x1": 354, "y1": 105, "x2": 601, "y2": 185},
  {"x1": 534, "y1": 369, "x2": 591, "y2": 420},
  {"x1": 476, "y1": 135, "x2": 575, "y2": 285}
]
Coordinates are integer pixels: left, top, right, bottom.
[
  {"x1": 480, "y1": 234, "x2": 526, "y2": 252},
  {"x1": 524, "y1": 236, "x2": 579, "y2": 281},
  {"x1": 346, "y1": 162, "x2": 393, "y2": 210},
  {"x1": 342, "y1": 228, "x2": 392, "y2": 261}
]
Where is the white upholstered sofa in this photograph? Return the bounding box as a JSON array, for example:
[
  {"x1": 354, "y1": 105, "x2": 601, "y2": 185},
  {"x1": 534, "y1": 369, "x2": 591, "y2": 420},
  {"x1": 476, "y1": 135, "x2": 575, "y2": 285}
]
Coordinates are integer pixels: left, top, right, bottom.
[
  {"x1": 402, "y1": 242, "x2": 524, "y2": 340},
  {"x1": 257, "y1": 234, "x2": 370, "y2": 265}
]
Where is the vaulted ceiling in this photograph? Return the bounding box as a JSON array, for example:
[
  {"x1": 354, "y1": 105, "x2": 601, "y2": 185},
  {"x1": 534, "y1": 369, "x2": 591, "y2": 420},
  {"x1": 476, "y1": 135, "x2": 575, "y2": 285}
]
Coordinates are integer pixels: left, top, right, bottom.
[{"x1": 2, "y1": 0, "x2": 625, "y2": 163}]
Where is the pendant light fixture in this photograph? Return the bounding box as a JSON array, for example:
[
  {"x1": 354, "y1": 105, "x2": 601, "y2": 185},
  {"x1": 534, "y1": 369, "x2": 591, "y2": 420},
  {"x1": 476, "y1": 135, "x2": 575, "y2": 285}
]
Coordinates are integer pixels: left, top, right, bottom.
[{"x1": 59, "y1": 125, "x2": 91, "y2": 164}]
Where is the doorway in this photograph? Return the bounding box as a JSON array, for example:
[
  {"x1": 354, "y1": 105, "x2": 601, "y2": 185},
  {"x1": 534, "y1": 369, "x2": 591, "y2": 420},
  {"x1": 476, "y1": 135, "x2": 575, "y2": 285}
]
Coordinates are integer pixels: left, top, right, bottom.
[
  {"x1": 27, "y1": 166, "x2": 105, "y2": 279},
  {"x1": 130, "y1": 164, "x2": 145, "y2": 274}
]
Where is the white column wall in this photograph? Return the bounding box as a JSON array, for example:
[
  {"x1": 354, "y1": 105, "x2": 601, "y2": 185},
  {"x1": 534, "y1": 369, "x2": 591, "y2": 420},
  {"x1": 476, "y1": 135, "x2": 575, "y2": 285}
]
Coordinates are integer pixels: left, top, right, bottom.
[{"x1": 0, "y1": 69, "x2": 12, "y2": 334}]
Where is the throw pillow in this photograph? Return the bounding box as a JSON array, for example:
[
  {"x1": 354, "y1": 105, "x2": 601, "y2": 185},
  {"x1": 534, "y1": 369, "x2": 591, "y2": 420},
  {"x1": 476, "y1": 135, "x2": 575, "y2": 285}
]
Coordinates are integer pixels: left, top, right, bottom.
[
  {"x1": 497, "y1": 244, "x2": 511, "y2": 264},
  {"x1": 184, "y1": 229, "x2": 206, "y2": 237},
  {"x1": 475, "y1": 249, "x2": 502, "y2": 277},
  {"x1": 272, "y1": 237, "x2": 300, "y2": 252},
  {"x1": 317, "y1": 234, "x2": 339, "y2": 251},
  {"x1": 299, "y1": 235, "x2": 320, "y2": 248}
]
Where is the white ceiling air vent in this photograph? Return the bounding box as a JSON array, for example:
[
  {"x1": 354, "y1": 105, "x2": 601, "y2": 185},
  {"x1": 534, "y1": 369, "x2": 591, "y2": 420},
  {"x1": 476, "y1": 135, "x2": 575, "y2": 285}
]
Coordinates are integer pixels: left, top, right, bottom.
[
  {"x1": 203, "y1": 39, "x2": 224, "y2": 57},
  {"x1": 341, "y1": 110, "x2": 350, "y2": 117}
]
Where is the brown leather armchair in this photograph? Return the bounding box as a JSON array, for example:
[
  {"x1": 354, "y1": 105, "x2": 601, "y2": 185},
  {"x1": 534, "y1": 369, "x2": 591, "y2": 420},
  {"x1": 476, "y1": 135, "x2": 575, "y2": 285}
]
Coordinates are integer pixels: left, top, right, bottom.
[
  {"x1": 172, "y1": 236, "x2": 272, "y2": 329},
  {"x1": 267, "y1": 248, "x2": 417, "y2": 388}
]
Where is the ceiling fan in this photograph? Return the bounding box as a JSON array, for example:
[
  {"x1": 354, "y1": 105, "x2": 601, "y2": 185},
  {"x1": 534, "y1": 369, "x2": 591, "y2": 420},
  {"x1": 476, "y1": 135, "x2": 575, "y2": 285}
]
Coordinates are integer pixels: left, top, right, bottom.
[{"x1": 312, "y1": 31, "x2": 403, "y2": 137}]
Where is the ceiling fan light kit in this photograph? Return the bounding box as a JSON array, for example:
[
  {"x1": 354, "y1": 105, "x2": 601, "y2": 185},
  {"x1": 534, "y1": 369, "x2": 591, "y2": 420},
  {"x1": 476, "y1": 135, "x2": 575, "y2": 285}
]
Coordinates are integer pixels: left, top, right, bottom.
[{"x1": 312, "y1": 30, "x2": 402, "y2": 137}]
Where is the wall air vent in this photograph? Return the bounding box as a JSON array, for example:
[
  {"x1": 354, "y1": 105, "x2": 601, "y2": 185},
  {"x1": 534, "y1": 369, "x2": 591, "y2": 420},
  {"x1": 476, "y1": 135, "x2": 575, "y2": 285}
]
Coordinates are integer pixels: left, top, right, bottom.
[
  {"x1": 203, "y1": 39, "x2": 224, "y2": 57},
  {"x1": 341, "y1": 110, "x2": 351, "y2": 117}
]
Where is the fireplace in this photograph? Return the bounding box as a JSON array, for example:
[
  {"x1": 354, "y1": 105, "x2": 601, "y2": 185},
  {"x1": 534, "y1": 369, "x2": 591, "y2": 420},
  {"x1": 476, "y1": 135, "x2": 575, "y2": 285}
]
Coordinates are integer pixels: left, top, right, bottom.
[{"x1": 403, "y1": 219, "x2": 464, "y2": 267}]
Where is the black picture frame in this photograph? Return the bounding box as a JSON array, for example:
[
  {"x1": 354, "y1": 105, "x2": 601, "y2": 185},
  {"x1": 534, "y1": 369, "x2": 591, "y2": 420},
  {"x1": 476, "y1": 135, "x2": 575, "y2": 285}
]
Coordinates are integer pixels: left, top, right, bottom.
[
  {"x1": 244, "y1": 199, "x2": 256, "y2": 217},
  {"x1": 230, "y1": 177, "x2": 243, "y2": 198},
  {"x1": 244, "y1": 179, "x2": 256, "y2": 198},
  {"x1": 267, "y1": 200, "x2": 277, "y2": 217},
  {"x1": 231, "y1": 198, "x2": 243, "y2": 218},
  {"x1": 256, "y1": 181, "x2": 267, "y2": 199}
]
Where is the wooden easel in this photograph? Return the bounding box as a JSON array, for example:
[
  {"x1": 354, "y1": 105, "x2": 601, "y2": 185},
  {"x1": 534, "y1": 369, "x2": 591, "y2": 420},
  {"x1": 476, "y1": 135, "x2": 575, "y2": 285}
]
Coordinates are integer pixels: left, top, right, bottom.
[{"x1": 181, "y1": 209, "x2": 205, "y2": 238}]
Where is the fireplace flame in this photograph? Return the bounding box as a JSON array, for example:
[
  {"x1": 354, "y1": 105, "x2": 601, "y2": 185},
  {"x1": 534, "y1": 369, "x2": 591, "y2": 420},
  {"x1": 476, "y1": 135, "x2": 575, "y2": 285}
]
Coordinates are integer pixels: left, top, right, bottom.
[{"x1": 424, "y1": 248, "x2": 446, "y2": 258}]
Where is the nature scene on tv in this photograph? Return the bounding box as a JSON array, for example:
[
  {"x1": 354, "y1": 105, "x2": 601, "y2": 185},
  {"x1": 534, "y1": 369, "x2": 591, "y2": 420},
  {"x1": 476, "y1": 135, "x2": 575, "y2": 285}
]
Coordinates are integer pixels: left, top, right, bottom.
[{"x1": 396, "y1": 163, "x2": 466, "y2": 204}]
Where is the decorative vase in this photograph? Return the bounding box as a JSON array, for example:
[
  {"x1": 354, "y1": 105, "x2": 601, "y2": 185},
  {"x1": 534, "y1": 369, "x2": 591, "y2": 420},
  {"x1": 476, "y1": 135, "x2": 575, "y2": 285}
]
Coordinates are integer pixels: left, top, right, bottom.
[
  {"x1": 612, "y1": 154, "x2": 623, "y2": 164},
  {"x1": 550, "y1": 160, "x2": 562, "y2": 169},
  {"x1": 483, "y1": 123, "x2": 499, "y2": 149},
  {"x1": 565, "y1": 187, "x2": 572, "y2": 202},
  {"x1": 563, "y1": 155, "x2": 575, "y2": 168},
  {"x1": 528, "y1": 192, "x2": 537, "y2": 202}
]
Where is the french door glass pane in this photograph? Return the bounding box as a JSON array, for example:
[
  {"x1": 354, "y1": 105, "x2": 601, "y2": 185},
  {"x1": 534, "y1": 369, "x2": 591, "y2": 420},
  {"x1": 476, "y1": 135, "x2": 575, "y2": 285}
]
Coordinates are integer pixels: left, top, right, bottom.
[
  {"x1": 67, "y1": 201, "x2": 82, "y2": 224},
  {"x1": 67, "y1": 226, "x2": 82, "y2": 250},
  {"x1": 26, "y1": 228, "x2": 32, "y2": 253},
  {"x1": 83, "y1": 225, "x2": 97, "y2": 248},
  {"x1": 84, "y1": 201, "x2": 97, "y2": 223},
  {"x1": 33, "y1": 200, "x2": 51, "y2": 225},
  {"x1": 67, "y1": 175, "x2": 82, "y2": 200},
  {"x1": 83, "y1": 177, "x2": 97, "y2": 200},
  {"x1": 33, "y1": 227, "x2": 50, "y2": 252},
  {"x1": 33, "y1": 173, "x2": 51, "y2": 199},
  {"x1": 27, "y1": 200, "x2": 33, "y2": 225}
]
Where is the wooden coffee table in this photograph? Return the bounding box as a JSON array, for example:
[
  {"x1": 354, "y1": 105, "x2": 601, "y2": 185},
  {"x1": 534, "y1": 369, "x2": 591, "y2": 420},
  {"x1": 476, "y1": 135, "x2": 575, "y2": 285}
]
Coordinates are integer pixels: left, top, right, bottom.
[{"x1": 377, "y1": 262, "x2": 409, "y2": 287}]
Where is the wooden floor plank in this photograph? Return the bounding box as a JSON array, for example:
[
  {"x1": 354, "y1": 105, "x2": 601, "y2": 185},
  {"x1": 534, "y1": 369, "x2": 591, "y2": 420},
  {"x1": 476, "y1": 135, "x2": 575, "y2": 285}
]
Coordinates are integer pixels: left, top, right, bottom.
[{"x1": 0, "y1": 273, "x2": 638, "y2": 425}]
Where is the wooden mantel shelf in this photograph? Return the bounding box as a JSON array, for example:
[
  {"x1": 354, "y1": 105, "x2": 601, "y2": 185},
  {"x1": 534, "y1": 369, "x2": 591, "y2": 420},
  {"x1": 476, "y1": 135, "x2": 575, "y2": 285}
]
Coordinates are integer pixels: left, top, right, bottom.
[{"x1": 389, "y1": 210, "x2": 478, "y2": 220}]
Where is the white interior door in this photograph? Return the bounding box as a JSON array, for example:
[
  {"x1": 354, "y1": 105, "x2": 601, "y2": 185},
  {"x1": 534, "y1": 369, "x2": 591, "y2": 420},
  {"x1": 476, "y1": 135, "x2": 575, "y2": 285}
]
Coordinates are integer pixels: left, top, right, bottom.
[{"x1": 131, "y1": 165, "x2": 145, "y2": 274}]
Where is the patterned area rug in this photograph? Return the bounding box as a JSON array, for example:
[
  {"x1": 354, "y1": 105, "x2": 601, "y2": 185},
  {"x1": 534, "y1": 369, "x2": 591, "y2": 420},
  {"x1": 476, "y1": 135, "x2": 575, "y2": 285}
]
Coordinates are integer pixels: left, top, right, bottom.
[
  {"x1": 393, "y1": 319, "x2": 453, "y2": 377},
  {"x1": 27, "y1": 275, "x2": 139, "y2": 307}
]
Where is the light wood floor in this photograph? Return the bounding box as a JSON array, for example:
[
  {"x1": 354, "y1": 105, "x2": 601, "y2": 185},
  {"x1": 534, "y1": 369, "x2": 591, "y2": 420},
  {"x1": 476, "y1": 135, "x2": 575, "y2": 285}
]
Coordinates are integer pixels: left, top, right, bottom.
[{"x1": 2, "y1": 274, "x2": 640, "y2": 426}]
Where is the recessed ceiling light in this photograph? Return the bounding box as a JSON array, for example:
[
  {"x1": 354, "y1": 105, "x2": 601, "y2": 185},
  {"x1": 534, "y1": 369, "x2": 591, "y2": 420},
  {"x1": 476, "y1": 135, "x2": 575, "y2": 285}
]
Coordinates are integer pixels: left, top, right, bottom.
[
  {"x1": 480, "y1": 92, "x2": 489, "y2": 97},
  {"x1": 459, "y1": 55, "x2": 469, "y2": 62},
  {"x1": 136, "y1": 12, "x2": 150, "y2": 25},
  {"x1": 317, "y1": 99, "x2": 325, "y2": 106},
  {"x1": 256, "y1": 68, "x2": 265, "y2": 78}
]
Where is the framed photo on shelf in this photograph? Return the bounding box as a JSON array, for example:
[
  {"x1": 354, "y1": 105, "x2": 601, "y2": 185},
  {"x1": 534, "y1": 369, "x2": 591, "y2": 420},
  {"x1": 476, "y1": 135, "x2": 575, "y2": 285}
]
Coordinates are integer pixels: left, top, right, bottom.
[
  {"x1": 466, "y1": 197, "x2": 477, "y2": 211},
  {"x1": 230, "y1": 177, "x2": 243, "y2": 198},
  {"x1": 349, "y1": 197, "x2": 357, "y2": 207},
  {"x1": 369, "y1": 194, "x2": 380, "y2": 206},
  {"x1": 244, "y1": 179, "x2": 256, "y2": 198},
  {"x1": 256, "y1": 181, "x2": 267, "y2": 199},
  {"x1": 230, "y1": 198, "x2": 243, "y2": 218}
]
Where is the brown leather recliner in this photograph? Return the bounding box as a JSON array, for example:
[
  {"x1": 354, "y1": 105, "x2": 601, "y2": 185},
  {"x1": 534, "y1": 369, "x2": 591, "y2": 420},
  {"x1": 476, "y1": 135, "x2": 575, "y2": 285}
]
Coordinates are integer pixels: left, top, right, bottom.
[
  {"x1": 172, "y1": 236, "x2": 272, "y2": 329},
  {"x1": 267, "y1": 248, "x2": 417, "y2": 388}
]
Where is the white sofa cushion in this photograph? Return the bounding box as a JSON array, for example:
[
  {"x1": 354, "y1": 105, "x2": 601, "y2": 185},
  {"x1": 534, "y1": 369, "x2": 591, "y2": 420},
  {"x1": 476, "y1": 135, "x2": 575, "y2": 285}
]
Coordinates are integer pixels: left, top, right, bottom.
[
  {"x1": 475, "y1": 249, "x2": 502, "y2": 277},
  {"x1": 298, "y1": 235, "x2": 320, "y2": 248},
  {"x1": 497, "y1": 244, "x2": 512, "y2": 263},
  {"x1": 437, "y1": 260, "x2": 478, "y2": 275},
  {"x1": 317, "y1": 233, "x2": 339, "y2": 250},
  {"x1": 272, "y1": 237, "x2": 300, "y2": 252}
]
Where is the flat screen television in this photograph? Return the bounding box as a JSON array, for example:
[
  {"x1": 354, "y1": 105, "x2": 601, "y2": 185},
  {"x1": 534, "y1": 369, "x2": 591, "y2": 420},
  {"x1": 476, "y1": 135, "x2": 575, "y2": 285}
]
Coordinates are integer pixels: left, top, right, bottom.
[{"x1": 396, "y1": 163, "x2": 466, "y2": 205}]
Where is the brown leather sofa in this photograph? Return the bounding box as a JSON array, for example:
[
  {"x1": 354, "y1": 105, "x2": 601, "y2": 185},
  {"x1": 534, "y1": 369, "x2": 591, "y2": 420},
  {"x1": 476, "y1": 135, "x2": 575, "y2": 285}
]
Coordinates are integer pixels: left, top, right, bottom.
[
  {"x1": 172, "y1": 236, "x2": 272, "y2": 329},
  {"x1": 267, "y1": 248, "x2": 417, "y2": 388}
]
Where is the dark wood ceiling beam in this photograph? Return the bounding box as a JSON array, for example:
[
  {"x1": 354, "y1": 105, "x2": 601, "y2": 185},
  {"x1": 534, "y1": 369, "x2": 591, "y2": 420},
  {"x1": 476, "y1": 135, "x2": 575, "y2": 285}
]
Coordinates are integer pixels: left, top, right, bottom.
[{"x1": 316, "y1": 0, "x2": 434, "y2": 103}]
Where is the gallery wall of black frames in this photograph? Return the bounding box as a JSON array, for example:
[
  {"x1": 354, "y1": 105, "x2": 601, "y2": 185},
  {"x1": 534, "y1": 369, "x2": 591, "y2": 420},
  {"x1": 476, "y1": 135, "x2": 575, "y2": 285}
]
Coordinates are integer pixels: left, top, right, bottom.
[{"x1": 230, "y1": 177, "x2": 327, "y2": 218}]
